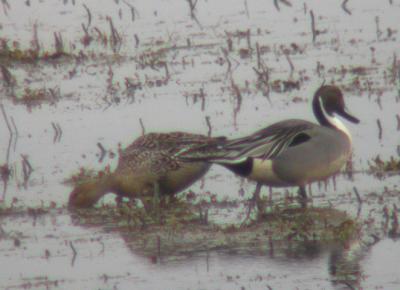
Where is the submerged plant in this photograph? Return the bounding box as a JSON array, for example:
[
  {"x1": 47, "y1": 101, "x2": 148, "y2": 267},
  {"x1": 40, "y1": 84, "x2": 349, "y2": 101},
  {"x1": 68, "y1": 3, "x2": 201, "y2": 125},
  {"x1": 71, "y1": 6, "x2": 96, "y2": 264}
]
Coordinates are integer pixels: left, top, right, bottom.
[
  {"x1": 369, "y1": 155, "x2": 400, "y2": 176},
  {"x1": 11, "y1": 88, "x2": 58, "y2": 109}
]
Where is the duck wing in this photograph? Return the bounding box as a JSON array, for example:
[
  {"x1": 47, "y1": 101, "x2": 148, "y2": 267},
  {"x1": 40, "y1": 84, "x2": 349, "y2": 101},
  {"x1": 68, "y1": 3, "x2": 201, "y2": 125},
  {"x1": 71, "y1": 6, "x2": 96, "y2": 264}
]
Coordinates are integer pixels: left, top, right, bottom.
[{"x1": 177, "y1": 120, "x2": 315, "y2": 164}]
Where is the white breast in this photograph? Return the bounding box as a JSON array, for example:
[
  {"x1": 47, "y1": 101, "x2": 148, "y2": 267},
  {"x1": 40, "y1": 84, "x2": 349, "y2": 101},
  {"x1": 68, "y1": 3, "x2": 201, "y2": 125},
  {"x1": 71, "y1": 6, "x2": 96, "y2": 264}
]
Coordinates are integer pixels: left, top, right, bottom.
[{"x1": 248, "y1": 158, "x2": 288, "y2": 187}]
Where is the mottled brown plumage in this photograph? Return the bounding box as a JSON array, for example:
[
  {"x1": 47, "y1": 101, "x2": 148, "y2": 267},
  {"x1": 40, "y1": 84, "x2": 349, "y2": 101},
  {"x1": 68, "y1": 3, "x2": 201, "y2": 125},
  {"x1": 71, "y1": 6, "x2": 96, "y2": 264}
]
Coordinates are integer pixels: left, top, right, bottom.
[{"x1": 69, "y1": 132, "x2": 222, "y2": 208}]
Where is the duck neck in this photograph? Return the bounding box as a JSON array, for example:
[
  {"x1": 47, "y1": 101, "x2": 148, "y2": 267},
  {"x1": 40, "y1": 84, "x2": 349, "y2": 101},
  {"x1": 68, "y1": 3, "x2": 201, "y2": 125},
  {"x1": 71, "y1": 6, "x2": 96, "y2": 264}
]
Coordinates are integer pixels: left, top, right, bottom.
[
  {"x1": 312, "y1": 96, "x2": 352, "y2": 139},
  {"x1": 91, "y1": 176, "x2": 116, "y2": 202},
  {"x1": 69, "y1": 175, "x2": 117, "y2": 208}
]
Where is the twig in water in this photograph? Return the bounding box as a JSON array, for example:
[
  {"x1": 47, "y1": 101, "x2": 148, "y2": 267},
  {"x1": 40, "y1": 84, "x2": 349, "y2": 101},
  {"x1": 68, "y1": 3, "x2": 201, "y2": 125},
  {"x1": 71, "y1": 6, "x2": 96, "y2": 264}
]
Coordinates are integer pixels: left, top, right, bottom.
[
  {"x1": 353, "y1": 186, "x2": 362, "y2": 204},
  {"x1": 222, "y1": 48, "x2": 232, "y2": 79},
  {"x1": 80, "y1": 24, "x2": 92, "y2": 47},
  {"x1": 82, "y1": 4, "x2": 92, "y2": 29},
  {"x1": 341, "y1": 0, "x2": 351, "y2": 15},
  {"x1": 246, "y1": 29, "x2": 252, "y2": 51},
  {"x1": 139, "y1": 118, "x2": 145, "y2": 136},
  {"x1": 51, "y1": 122, "x2": 62, "y2": 143},
  {"x1": 391, "y1": 53, "x2": 398, "y2": 84},
  {"x1": 1, "y1": 104, "x2": 15, "y2": 163},
  {"x1": 273, "y1": 0, "x2": 280, "y2": 11},
  {"x1": 244, "y1": 0, "x2": 249, "y2": 18},
  {"x1": 1, "y1": 0, "x2": 10, "y2": 15},
  {"x1": 376, "y1": 92, "x2": 382, "y2": 109},
  {"x1": 226, "y1": 36, "x2": 233, "y2": 52},
  {"x1": 391, "y1": 204, "x2": 399, "y2": 236},
  {"x1": 99, "y1": 240, "x2": 105, "y2": 255},
  {"x1": 231, "y1": 79, "x2": 242, "y2": 129},
  {"x1": 310, "y1": 10, "x2": 317, "y2": 44},
  {"x1": 205, "y1": 116, "x2": 212, "y2": 137},
  {"x1": 280, "y1": 0, "x2": 292, "y2": 7},
  {"x1": 341, "y1": 281, "x2": 356, "y2": 290},
  {"x1": 283, "y1": 50, "x2": 294, "y2": 79},
  {"x1": 253, "y1": 64, "x2": 271, "y2": 101},
  {"x1": 198, "y1": 206, "x2": 209, "y2": 225},
  {"x1": 0, "y1": 164, "x2": 11, "y2": 200},
  {"x1": 376, "y1": 119, "x2": 383, "y2": 140},
  {"x1": 0, "y1": 65, "x2": 16, "y2": 88},
  {"x1": 94, "y1": 27, "x2": 106, "y2": 47},
  {"x1": 163, "y1": 62, "x2": 170, "y2": 81},
  {"x1": 48, "y1": 87, "x2": 61, "y2": 102},
  {"x1": 383, "y1": 205, "x2": 390, "y2": 232},
  {"x1": 273, "y1": 0, "x2": 291, "y2": 11},
  {"x1": 134, "y1": 34, "x2": 140, "y2": 48},
  {"x1": 375, "y1": 16, "x2": 382, "y2": 41},
  {"x1": 54, "y1": 32, "x2": 64, "y2": 55},
  {"x1": 106, "y1": 16, "x2": 122, "y2": 52},
  {"x1": 256, "y1": 42, "x2": 261, "y2": 69},
  {"x1": 156, "y1": 235, "x2": 161, "y2": 262},
  {"x1": 186, "y1": 0, "x2": 202, "y2": 28},
  {"x1": 0, "y1": 104, "x2": 13, "y2": 138},
  {"x1": 21, "y1": 154, "x2": 33, "y2": 189},
  {"x1": 199, "y1": 88, "x2": 206, "y2": 111},
  {"x1": 97, "y1": 142, "x2": 107, "y2": 163},
  {"x1": 69, "y1": 241, "x2": 77, "y2": 266},
  {"x1": 51, "y1": 122, "x2": 58, "y2": 143},
  {"x1": 21, "y1": 155, "x2": 33, "y2": 174},
  {"x1": 10, "y1": 117, "x2": 18, "y2": 151},
  {"x1": 316, "y1": 61, "x2": 323, "y2": 77},
  {"x1": 122, "y1": 0, "x2": 139, "y2": 22},
  {"x1": 32, "y1": 22, "x2": 40, "y2": 54}
]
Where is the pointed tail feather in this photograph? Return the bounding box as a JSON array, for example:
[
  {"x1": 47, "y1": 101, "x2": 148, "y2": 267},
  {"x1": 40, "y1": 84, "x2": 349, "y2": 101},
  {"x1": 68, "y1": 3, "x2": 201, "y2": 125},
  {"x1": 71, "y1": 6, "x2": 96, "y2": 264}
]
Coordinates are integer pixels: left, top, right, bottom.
[
  {"x1": 176, "y1": 122, "x2": 311, "y2": 165},
  {"x1": 176, "y1": 138, "x2": 249, "y2": 165}
]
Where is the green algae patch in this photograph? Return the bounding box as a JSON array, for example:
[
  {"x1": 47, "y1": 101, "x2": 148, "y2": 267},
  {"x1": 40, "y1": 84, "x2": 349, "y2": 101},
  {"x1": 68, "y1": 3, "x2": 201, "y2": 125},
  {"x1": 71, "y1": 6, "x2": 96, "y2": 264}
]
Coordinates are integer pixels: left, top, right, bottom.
[
  {"x1": 0, "y1": 45, "x2": 71, "y2": 65},
  {"x1": 120, "y1": 207, "x2": 359, "y2": 262},
  {"x1": 69, "y1": 198, "x2": 201, "y2": 229},
  {"x1": 10, "y1": 88, "x2": 56, "y2": 109},
  {"x1": 260, "y1": 206, "x2": 358, "y2": 242},
  {"x1": 0, "y1": 38, "x2": 72, "y2": 65}
]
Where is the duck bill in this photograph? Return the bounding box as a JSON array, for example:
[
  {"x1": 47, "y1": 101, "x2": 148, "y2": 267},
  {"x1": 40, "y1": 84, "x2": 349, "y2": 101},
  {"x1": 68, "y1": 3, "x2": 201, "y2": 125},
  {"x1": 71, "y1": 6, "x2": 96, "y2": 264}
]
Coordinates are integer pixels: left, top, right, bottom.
[{"x1": 338, "y1": 107, "x2": 360, "y2": 124}]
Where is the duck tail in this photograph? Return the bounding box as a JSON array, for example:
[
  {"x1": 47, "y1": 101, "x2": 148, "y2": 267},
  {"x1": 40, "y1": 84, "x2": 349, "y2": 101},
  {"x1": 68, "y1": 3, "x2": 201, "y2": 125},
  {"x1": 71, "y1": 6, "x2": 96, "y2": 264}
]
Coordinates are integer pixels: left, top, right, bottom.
[{"x1": 176, "y1": 138, "x2": 248, "y2": 165}]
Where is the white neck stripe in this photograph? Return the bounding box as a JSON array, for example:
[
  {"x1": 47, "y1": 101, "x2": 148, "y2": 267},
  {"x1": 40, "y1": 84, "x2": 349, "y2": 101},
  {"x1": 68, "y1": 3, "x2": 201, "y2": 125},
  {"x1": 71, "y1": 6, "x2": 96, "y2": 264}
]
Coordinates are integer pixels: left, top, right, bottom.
[{"x1": 319, "y1": 98, "x2": 352, "y2": 139}]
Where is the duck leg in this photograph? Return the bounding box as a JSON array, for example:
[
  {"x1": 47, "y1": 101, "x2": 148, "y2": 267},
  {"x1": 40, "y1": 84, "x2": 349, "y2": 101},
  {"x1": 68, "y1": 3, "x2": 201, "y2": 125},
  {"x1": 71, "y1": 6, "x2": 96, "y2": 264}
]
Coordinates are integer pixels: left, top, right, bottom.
[
  {"x1": 241, "y1": 182, "x2": 263, "y2": 226},
  {"x1": 298, "y1": 186, "x2": 307, "y2": 208},
  {"x1": 298, "y1": 186, "x2": 307, "y2": 199},
  {"x1": 254, "y1": 182, "x2": 264, "y2": 216},
  {"x1": 152, "y1": 181, "x2": 161, "y2": 223}
]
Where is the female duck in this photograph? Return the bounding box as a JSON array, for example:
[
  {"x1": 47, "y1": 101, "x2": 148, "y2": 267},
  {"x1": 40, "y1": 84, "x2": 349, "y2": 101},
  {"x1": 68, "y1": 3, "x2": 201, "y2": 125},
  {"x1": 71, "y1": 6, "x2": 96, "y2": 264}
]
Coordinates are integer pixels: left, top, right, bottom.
[
  {"x1": 69, "y1": 132, "x2": 222, "y2": 208},
  {"x1": 177, "y1": 85, "x2": 359, "y2": 199}
]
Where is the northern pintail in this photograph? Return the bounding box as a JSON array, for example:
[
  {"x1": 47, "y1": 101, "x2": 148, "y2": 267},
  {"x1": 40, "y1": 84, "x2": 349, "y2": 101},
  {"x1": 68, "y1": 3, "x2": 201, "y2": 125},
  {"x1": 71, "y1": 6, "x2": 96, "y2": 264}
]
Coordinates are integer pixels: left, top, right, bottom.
[
  {"x1": 69, "y1": 132, "x2": 223, "y2": 208},
  {"x1": 177, "y1": 85, "x2": 359, "y2": 200}
]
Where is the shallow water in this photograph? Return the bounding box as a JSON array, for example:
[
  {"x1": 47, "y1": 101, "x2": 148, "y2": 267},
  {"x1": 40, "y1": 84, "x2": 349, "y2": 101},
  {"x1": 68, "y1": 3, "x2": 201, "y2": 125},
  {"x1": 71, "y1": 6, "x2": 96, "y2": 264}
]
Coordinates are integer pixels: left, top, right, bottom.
[
  {"x1": 1, "y1": 0, "x2": 400, "y2": 289},
  {"x1": 0, "y1": 208, "x2": 365, "y2": 290}
]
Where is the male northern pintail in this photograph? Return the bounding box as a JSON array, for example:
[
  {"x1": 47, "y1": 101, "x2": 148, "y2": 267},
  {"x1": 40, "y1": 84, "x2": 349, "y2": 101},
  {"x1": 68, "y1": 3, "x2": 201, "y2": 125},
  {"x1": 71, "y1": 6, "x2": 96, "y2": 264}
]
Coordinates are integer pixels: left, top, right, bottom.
[
  {"x1": 69, "y1": 132, "x2": 223, "y2": 208},
  {"x1": 177, "y1": 85, "x2": 359, "y2": 200}
]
